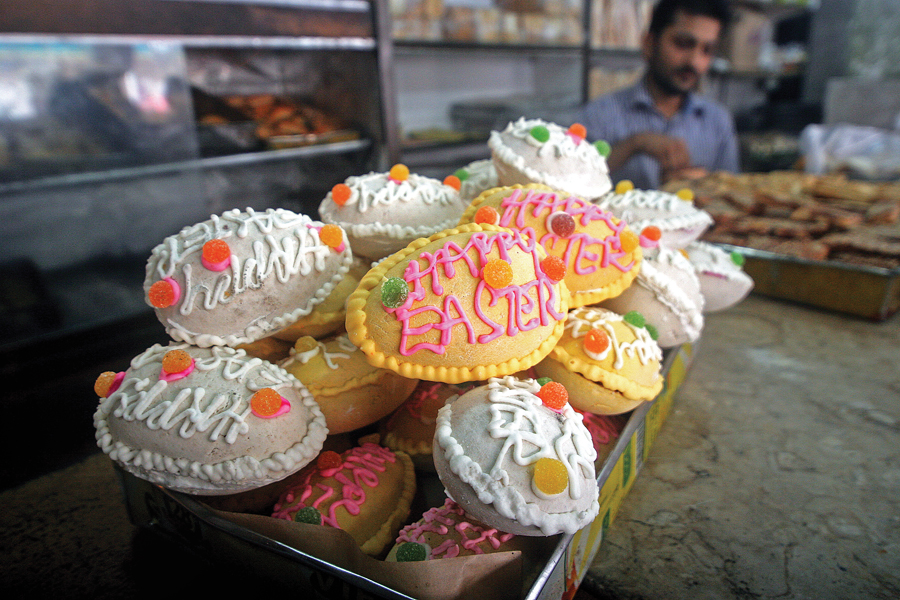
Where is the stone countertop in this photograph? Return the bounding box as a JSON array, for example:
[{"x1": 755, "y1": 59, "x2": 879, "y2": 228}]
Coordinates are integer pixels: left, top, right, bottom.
[
  {"x1": 582, "y1": 295, "x2": 900, "y2": 599},
  {"x1": 1, "y1": 295, "x2": 898, "y2": 598}
]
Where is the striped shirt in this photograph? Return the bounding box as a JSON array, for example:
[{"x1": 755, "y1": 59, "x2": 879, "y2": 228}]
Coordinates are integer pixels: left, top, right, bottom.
[{"x1": 578, "y1": 79, "x2": 740, "y2": 190}]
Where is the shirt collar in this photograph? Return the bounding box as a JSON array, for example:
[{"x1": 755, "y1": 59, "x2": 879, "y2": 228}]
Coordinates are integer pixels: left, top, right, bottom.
[{"x1": 629, "y1": 78, "x2": 705, "y2": 118}]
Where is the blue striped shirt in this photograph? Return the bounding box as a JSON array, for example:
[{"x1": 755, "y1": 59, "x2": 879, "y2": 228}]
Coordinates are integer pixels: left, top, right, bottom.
[{"x1": 578, "y1": 79, "x2": 740, "y2": 190}]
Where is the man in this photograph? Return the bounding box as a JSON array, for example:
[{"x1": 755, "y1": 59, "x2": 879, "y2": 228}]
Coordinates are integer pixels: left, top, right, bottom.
[{"x1": 579, "y1": 0, "x2": 739, "y2": 190}]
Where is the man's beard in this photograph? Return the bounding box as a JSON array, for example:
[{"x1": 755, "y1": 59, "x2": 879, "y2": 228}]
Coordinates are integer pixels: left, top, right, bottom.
[{"x1": 647, "y1": 54, "x2": 699, "y2": 97}]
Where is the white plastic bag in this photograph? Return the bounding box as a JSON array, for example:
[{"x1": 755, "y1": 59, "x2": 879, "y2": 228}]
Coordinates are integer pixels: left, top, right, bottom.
[{"x1": 799, "y1": 123, "x2": 900, "y2": 180}]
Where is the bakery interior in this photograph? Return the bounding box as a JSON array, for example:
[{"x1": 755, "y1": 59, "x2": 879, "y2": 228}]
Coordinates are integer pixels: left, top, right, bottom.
[{"x1": 1, "y1": 0, "x2": 899, "y2": 599}]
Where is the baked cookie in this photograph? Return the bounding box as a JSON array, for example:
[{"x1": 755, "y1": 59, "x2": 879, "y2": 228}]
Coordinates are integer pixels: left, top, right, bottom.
[
  {"x1": 534, "y1": 306, "x2": 663, "y2": 415},
  {"x1": 318, "y1": 164, "x2": 468, "y2": 261},
  {"x1": 433, "y1": 376, "x2": 599, "y2": 536},
  {"x1": 489, "y1": 117, "x2": 612, "y2": 201},
  {"x1": 600, "y1": 236, "x2": 704, "y2": 348},
  {"x1": 683, "y1": 241, "x2": 754, "y2": 313},
  {"x1": 271, "y1": 442, "x2": 416, "y2": 556},
  {"x1": 144, "y1": 207, "x2": 351, "y2": 348},
  {"x1": 93, "y1": 343, "x2": 327, "y2": 495},
  {"x1": 459, "y1": 183, "x2": 642, "y2": 308},
  {"x1": 596, "y1": 181, "x2": 714, "y2": 249},
  {"x1": 280, "y1": 334, "x2": 418, "y2": 435},
  {"x1": 386, "y1": 498, "x2": 527, "y2": 561},
  {"x1": 345, "y1": 223, "x2": 569, "y2": 384},
  {"x1": 380, "y1": 380, "x2": 475, "y2": 471}
]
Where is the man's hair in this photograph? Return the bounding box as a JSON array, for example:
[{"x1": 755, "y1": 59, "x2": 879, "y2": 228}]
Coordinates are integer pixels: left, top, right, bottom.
[{"x1": 648, "y1": 0, "x2": 732, "y2": 37}]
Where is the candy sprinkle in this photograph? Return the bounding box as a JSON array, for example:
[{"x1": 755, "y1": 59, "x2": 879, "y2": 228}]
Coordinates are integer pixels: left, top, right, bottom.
[
  {"x1": 474, "y1": 205, "x2": 499, "y2": 226},
  {"x1": 317, "y1": 450, "x2": 343, "y2": 472},
  {"x1": 644, "y1": 323, "x2": 659, "y2": 340},
  {"x1": 294, "y1": 335, "x2": 319, "y2": 355},
  {"x1": 331, "y1": 183, "x2": 352, "y2": 206},
  {"x1": 443, "y1": 175, "x2": 461, "y2": 190},
  {"x1": 529, "y1": 125, "x2": 550, "y2": 143},
  {"x1": 251, "y1": 388, "x2": 284, "y2": 418},
  {"x1": 536, "y1": 376, "x2": 553, "y2": 386},
  {"x1": 94, "y1": 371, "x2": 118, "y2": 398},
  {"x1": 540, "y1": 255, "x2": 566, "y2": 282},
  {"x1": 202, "y1": 239, "x2": 231, "y2": 267},
  {"x1": 161, "y1": 349, "x2": 192, "y2": 375},
  {"x1": 620, "y1": 229, "x2": 639, "y2": 254},
  {"x1": 294, "y1": 506, "x2": 322, "y2": 525},
  {"x1": 148, "y1": 278, "x2": 179, "y2": 308},
  {"x1": 623, "y1": 311, "x2": 646, "y2": 328},
  {"x1": 567, "y1": 123, "x2": 587, "y2": 140},
  {"x1": 454, "y1": 168, "x2": 470, "y2": 181},
  {"x1": 615, "y1": 180, "x2": 634, "y2": 194},
  {"x1": 594, "y1": 139, "x2": 611, "y2": 157},
  {"x1": 533, "y1": 457, "x2": 569, "y2": 496},
  {"x1": 389, "y1": 163, "x2": 410, "y2": 182},
  {"x1": 381, "y1": 277, "x2": 409, "y2": 309},
  {"x1": 396, "y1": 542, "x2": 428, "y2": 562},
  {"x1": 537, "y1": 381, "x2": 568, "y2": 411},
  {"x1": 319, "y1": 224, "x2": 344, "y2": 249},
  {"x1": 547, "y1": 211, "x2": 576, "y2": 238},
  {"x1": 676, "y1": 188, "x2": 694, "y2": 202},
  {"x1": 482, "y1": 259, "x2": 513, "y2": 289},
  {"x1": 641, "y1": 226, "x2": 662, "y2": 242},
  {"x1": 584, "y1": 328, "x2": 610, "y2": 355},
  {"x1": 730, "y1": 251, "x2": 745, "y2": 267}
]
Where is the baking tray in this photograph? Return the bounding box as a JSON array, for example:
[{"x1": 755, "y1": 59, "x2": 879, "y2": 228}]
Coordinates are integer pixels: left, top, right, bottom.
[
  {"x1": 721, "y1": 243, "x2": 900, "y2": 321},
  {"x1": 116, "y1": 343, "x2": 696, "y2": 600}
]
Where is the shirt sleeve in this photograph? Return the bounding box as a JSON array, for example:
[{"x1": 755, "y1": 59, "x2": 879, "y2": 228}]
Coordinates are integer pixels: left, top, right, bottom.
[{"x1": 714, "y1": 111, "x2": 741, "y2": 173}]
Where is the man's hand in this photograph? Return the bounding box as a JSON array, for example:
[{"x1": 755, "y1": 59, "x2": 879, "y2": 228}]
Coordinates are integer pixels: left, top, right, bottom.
[{"x1": 606, "y1": 132, "x2": 692, "y2": 175}]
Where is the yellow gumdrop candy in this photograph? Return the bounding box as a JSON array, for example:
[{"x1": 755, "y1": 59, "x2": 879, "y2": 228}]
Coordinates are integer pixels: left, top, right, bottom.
[
  {"x1": 389, "y1": 164, "x2": 410, "y2": 182},
  {"x1": 615, "y1": 180, "x2": 634, "y2": 194},
  {"x1": 533, "y1": 457, "x2": 568, "y2": 496},
  {"x1": 294, "y1": 336, "x2": 318, "y2": 354},
  {"x1": 676, "y1": 188, "x2": 694, "y2": 202}
]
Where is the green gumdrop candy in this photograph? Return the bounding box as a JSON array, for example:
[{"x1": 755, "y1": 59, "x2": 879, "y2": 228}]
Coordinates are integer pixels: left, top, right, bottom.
[
  {"x1": 730, "y1": 251, "x2": 745, "y2": 267},
  {"x1": 529, "y1": 125, "x2": 550, "y2": 143},
  {"x1": 294, "y1": 506, "x2": 322, "y2": 525},
  {"x1": 381, "y1": 277, "x2": 409, "y2": 308},
  {"x1": 623, "y1": 310, "x2": 646, "y2": 328},
  {"x1": 644, "y1": 323, "x2": 659, "y2": 341},
  {"x1": 396, "y1": 542, "x2": 428, "y2": 562},
  {"x1": 594, "y1": 139, "x2": 611, "y2": 157},
  {"x1": 536, "y1": 376, "x2": 553, "y2": 386},
  {"x1": 454, "y1": 168, "x2": 470, "y2": 181}
]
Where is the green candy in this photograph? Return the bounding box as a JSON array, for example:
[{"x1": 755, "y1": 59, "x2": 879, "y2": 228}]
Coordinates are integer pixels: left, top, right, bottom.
[
  {"x1": 644, "y1": 323, "x2": 659, "y2": 341},
  {"x1": 454, "y1": 168, "x2": 470, "y2": 182},
  {"x1": 529, "y1": 125, "x2": 550, "y2": 143},
  {"x1": 593, "y1": 139, "x2": 611, "y2": 157},
  {"x1": 536, "y1": 376, "x2": 553, "y2": 386},
  {"x1": 623, "y1": 310, "x2": 646, "y2": 328},
  {"x1": 395, "y1": 542, "x2": 427, "y2": 562},
  {"x1": 294, "y1": 506, "x2": 322, "y2": 525},
  {"x1": 730, "y1": 251, "x2": 745, "y2": 267},
  {"x1": 381, "y1": 277, "x2": 409, "y2": 309}
]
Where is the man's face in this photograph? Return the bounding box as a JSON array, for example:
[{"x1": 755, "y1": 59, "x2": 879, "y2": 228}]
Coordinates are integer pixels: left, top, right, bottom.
[{"x1": 644, "y1": 11, "x2": 721, "y2": 96}]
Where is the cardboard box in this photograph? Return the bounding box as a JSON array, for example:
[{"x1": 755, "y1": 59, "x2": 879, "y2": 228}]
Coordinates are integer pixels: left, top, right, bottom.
[
  {"x1": 724, "y1": 7, "x2": 773, "y2": 72},
  {"x1": 116, "y1": 343, "x2": 696, "y2": 599}
]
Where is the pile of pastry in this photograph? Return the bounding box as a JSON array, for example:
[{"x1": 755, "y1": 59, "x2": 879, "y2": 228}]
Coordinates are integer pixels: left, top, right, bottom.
[
  {"x1": 92, "y1": 118, "x2": 752, "y2": 573},
  {"x1": 664, "y1": 170, "x2": 900, "y2": 269}
]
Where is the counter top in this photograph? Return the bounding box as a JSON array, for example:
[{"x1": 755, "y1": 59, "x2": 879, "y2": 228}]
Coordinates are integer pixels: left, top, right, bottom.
[{"x1": 2, "y1": 295, "x2": 898, "y2": 599}]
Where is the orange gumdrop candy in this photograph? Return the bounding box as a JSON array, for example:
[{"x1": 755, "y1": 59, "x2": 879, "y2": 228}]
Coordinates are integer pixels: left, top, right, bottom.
[
  {"x1": 533, "y1": 457, "x2": 569, "y2": 496},
  {"x1": 389, "y1": 164, "x2": 410, "y2": 182},
  {"x1": 540, "y1": 255, "x2": 566, "y2": 282},
  {"x1": 584, "y1": 328, "x2": 610, "y2": 355},
  {"x1": 474, "y1": 205, "x2": 499, "y2": 226},
  {"x1": 567, "y1": 123, "x2": 587, "y2": 140},
  {"x1": 641, "y1": 225, "x2": 662, "y2": 242},
  {"x1": 202, "y1": 239, "x2": 230, "y2": 265},
  {"x1": 319, "y1": 224, "x2": 344, "y2": 249},
  {"x1": 620, "y1": 229, "x2": 639, "y2": 253},
  {"x1": 538, "y1": 381, "x2": 568, "y2": 410},
  {"x1": 251, "y1": 388, "x2": 283, "y2": 417},
  {"x1": 443, "y1": 175, "x2": 461, "y2": 190},
  {"x1": 162, "y1": 349, "x2": 192, "y2": 375},
  {"x1": 483, "y1": 259, "x2": 513, "y2": 289},
  {"x1": 94, "y1": 371, "x2": 117, "y2": 397},
  {"x1": 148, "y1": 279, "x2": 177, "y2": 308},
  {"x1": 332, "y1": 183, "x2": 352, "y2": 206},
  {"x1": 317, "y1": 450, "x2": 344, "y2": 471}
]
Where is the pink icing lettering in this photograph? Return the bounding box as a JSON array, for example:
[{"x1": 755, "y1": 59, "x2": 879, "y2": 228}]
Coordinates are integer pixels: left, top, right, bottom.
[{"x1": 396, "y1": 499, "x2": 515, "y2": 559}]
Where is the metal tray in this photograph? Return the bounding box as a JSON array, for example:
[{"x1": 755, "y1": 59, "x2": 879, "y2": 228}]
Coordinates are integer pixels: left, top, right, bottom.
[
  {"x1": 116, "y1": 344, "x2": 696, "y2": 600},
  {"x1": 723, "y1": 244, "x2": 900, "y2": 321}
]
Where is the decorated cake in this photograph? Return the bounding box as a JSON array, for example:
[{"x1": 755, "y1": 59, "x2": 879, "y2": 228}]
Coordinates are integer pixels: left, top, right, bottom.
[{"x1": 684, "y1": 240, "x2": 754, "y2": 312}]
